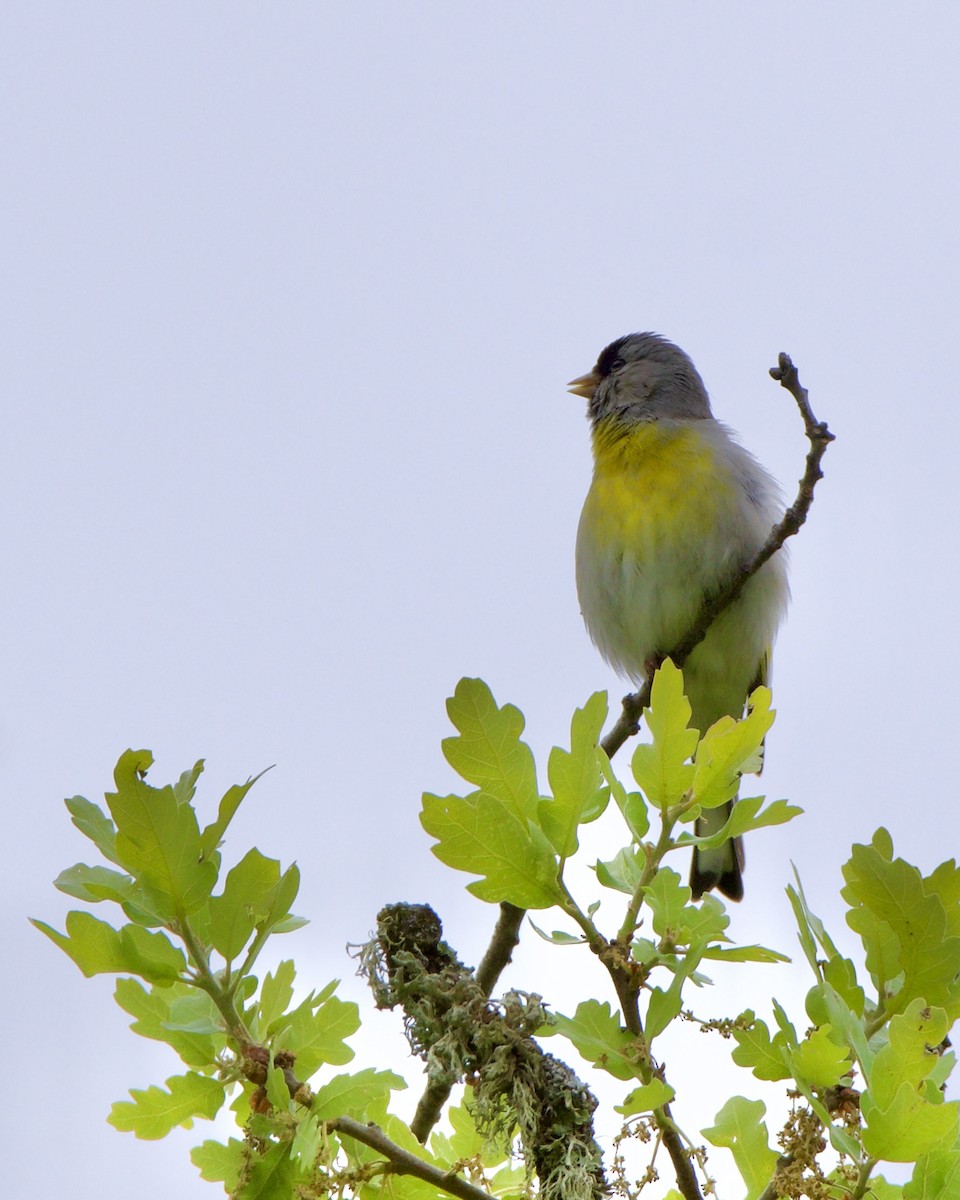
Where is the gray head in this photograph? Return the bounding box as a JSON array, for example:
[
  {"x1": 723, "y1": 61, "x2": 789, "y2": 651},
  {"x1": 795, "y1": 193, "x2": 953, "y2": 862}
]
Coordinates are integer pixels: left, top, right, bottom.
[{"x1": 568, "y1": 332, "x2": 713, "y2": 425}]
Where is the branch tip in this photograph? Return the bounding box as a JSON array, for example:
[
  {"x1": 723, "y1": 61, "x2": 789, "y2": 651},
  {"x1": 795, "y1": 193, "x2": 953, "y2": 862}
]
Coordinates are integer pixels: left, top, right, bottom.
[{"x1": 606, "y1": 350, "x2": 832, "y2": 759}]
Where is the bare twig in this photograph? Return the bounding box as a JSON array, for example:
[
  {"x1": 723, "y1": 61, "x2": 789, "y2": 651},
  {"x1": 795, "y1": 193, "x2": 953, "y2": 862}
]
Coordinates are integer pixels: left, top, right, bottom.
[
  {"x1": 658, "y1": 1104, "x2": 705, "y2": 1200},
  {"x1": 609, "y1": 965, "x2": 704, "y2": 1200},
  {"x1": 329, "y1": 1115, "x2": 495, "y2": 1200},
  {"x1": 410, "y1": 355, "x2": 832, "y2": 1200},
  {"x1": 601, "y1": 352, "x2": 833, "y2": 759},
  {"x1": 242, "y1": 1048, "x2": 498, "y2": 1200},
  {"x1": 475, "y1": 901, "x2": 525, "y2": 995}
]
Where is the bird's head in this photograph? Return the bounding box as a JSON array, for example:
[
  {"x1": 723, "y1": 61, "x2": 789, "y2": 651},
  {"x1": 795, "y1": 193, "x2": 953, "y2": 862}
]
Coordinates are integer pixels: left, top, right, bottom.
[{"x1": 568, "y1": 332, "x2": 713, "y2": 426}]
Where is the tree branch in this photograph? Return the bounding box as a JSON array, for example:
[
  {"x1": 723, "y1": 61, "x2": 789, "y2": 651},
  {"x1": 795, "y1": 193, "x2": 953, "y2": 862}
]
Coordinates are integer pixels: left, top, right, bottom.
[
  {"x1": 657, "y1": 1103, "x2": 705, "y2": 1200},
  {"x1": 409, "y1": 354, "x2": 832, "y2": 1200},
  {"x1": 601, "y1": 352, "x2": 833, "y2": 759},
  {"x1": 411, "y1": 901, "x2": 526, "y2": 1141},
  {"x1": 475, "y1": 901, "x2": 525, "y2": 995},
  {"x1": 329, "y1": 1115, "x2": 495, "y2": 1200}
]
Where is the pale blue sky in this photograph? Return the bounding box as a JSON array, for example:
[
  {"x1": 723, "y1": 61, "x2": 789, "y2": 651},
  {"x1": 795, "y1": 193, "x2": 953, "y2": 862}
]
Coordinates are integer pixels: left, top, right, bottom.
[{"x1": 5, "y1": 5, "x2": 960, "y2": 1196}]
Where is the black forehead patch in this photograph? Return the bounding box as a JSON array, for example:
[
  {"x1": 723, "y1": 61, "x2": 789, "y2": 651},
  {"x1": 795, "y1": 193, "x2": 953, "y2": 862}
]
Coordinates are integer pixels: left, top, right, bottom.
[{"x1": 595, "y1": 336, "x2": 632, "y2": 378}]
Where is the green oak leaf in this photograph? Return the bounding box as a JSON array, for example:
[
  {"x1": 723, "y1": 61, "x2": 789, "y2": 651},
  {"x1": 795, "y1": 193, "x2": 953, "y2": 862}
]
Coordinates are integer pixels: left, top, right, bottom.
[
  {"x1": 702, "y1": 944, "x2": 789, "y2": 964},
  {"x1": 528, "y1": 920, "x2": 584, "y2": 945},
  {"x1": 256, "y1": 959, "x2": 297, "y2": 1035},
  {"x1": 843, "y1": 832, "x2": 960, "y2": 1018},
  {"x1": 862, "y1": 1000, "x2": 960, "y2": 1161},
  {"x1": 905, "y1": 1150, "x2": 960, "y2": 1200},
  {"x1": 421, "y1": 791, "x2": 561, "y2": 909},
  {"x1": 65, "y1": 795, "x2": 121, "y2": 864},
  {"x1": 441, "y1": 678, "x2": 538, "y2": 821},
  {"x1": 117, "y1": 924, "x2": 187, "y2": 983},
  {"x1": 646, "y1": 975, "x2": 686, "y2": 1041},
  {"x1": 549, "y1": 1000, "x2": 644, "y2": 1081},
  {"x1": 207, "y1": 848, "x2": 286, "y2": 960},
  {"x1": 645, "y1": 867, "x2": 690, "y2": 939},
  {"x1": 691, "y1": 687, "x2": 774, "y2": 810},
  {"x1": 54, "y1": 862, "x2": 136, "y2": 906},
  {"x1": 633, "y1": 660, "x2": 698, "y2": 808},
  {"x1": 105, "y1": 750, "x2": 217, "y2": 916},
  {"x1": 731, "y1": 1014, "x2": 792, "y2": 1082},
  {"x1": 430, "y1": 1100, "x2": 508, "y2": 1166},
  {"x1": 240, "y1": 1139, "x2": 296, "y2": 1197},
  {"x1": 33, "y1": 910, "x2": 125, "y2": 976},
  {"x1": 275, "y1": 993, "x2": 359, "y2": 1079},
  {"x1": 599, "y1": 748, "x2": 649, "y2": 841},
  {"x1": 594, "y1": 847, "x2": 645, "y2": 895},
  {"x1": 616, "y1": 1079, "x2": 675, "y2": 1114},
  {"x1": 789, "y1": 1025, "x2": 853, "y2": 1089},
  {"x1": 689, "y1": 796, "x2": 802, "y2": 846},
  {"x1": 311, "y1": 1068, "x2": 406, "y2": 1121},
  {"x1": 114, "y1": 979, "x2": 222, "y2": 1066},
  {"x1": 190, "y1": 1139, "x2": 245, "y2": 1190},
  {"x1": 539, "y1": 691, "x2": 609, "y2": 859},
  {"x1": 702, "y1": 1096, "x2": 779, "y2": 1200},
  {"x1": 291, "y1": 1114, "x2": 324, "y2": 1174},
  {"x1": 109, "y1": 1072, "x2": 224, "y2": 1139},
  {"x1": 199, "y1": 769, "x2": 269, "y2": 860}
]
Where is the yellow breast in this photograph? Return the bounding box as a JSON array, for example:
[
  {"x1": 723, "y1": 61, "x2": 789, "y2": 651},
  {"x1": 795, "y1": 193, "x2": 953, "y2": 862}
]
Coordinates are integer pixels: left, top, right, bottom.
[{"x1": 585, "y1": 419, "x2": 733, "y2": 553}]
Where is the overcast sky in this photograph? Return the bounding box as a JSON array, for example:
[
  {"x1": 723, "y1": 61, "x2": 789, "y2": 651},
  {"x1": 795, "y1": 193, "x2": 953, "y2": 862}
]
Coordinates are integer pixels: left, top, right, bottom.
[{"x1": 5, "y1": 5, "x2": 960, "y2": 1197}]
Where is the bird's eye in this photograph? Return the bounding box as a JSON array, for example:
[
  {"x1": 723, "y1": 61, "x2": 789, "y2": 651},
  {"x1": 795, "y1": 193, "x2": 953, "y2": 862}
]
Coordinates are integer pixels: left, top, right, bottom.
[{"x1": 608, "y1": 356, "x2": 625, "y2": 372}]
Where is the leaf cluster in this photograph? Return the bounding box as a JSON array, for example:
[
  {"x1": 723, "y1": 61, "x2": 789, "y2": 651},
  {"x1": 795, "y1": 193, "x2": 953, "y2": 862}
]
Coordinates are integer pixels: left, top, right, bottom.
[
  {"x1": 33, "y1": 751, "x2": 516, "y2": 1200},
  {"x1": 36, "y1": 669, "x2": 960, "y2": 1200},
  {"x1": 422, "y1": 665, "x2": 795, "y2": 1050}
]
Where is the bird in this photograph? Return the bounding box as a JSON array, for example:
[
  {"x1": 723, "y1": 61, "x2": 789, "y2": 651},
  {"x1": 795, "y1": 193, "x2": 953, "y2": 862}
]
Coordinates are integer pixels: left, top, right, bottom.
[{"x1": 570, "y1": 332, "x2": 789, "y2": 901}]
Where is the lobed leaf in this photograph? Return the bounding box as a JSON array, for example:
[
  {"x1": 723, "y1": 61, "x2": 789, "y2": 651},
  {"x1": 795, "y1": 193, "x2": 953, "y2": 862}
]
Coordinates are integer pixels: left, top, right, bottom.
[
  {"x1": 441, "y1": 678, "x2": 538, "y2": 821},
  {"x1": 616, "y1": 1079, "x2": 675, "y2": 1114},
  {"x1": 788, "y1": 1025, "x2": 853, "y2": 1090},
  {"x1": 691, "y1": 687, "x2": 774, "y2": 811},
  {"x1": 191, "y1": 1138, "x2": 245, "y2": 1190},
  {"x1": 109, "y1": 1072, "x2": 224, "y2": 1139},
  {"x1": 421, "y1": 791, "x2": 560, "y2": 909},
  {"x1": 199, "y1": 770, "x2": 269, "y2": 861},
  {"x1": 633, "y1": 660, "x2": 698, "y2": 808},
  {"x1": 539, "y1": 691, "x2": 609, "y2": 859},
  {"x1": 549, "y1": 1000, "x2": 644, "y2": 1081},
  {"x1": 730, "y1": 1015, "x2": 791, "y2": 1082},
  {"x1": 311, "y1": 1068, "x2": 406, "y2": 1121},
  {"x1": 65, "y1": 795, "x2": 121, "y2": 864},
  {"x1": 114, "y1": 978, "x2": 223, "y2": 1065},
  {"x1": 702, "y1": 1096, "x2": 779, "y2": 1200},
  {"x1": 106, "y1": 750, "x2": 217, "y2": 916},
  {"x1": 861, "y1": 1000, "x2": 960, "y2": 1161},
  {"x1": 843, "y1": 832, "x2": 960, "y2": 1017},
  {"x1": 207, "y1": 848, "x2": 289, "y2": 961},
  {"x1": 276, "y1": 993, "x2": 359, "y2": 1079},
  {"x1": 599, "y1": 748, "x2": 649, "y2": 841},
  {"x1": 906, "y1": 1150, "x2": 960, "y2": 1200}
]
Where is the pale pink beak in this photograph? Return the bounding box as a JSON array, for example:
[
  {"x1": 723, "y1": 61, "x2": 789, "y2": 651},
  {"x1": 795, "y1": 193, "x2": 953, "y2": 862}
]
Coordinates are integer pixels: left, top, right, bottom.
[{"x1": 567, "y1": 370, "x2": 599, "y2": 400}]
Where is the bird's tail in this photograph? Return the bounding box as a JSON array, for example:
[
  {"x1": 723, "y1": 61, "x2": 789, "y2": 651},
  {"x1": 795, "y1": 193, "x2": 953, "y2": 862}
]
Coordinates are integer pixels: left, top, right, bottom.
[{"x1": 690, "y1": 800, "x2": 744, "y2": 901}]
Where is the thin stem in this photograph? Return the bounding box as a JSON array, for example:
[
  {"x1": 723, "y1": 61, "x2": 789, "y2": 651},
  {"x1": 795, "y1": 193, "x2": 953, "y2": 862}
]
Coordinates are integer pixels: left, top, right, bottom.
[
  {"x1": 602, "y1": 353, "x2": 833, "y2": 761},
  {"x1": 852, "y1": 1156, "x2": 879, "y2": 1199},
  {"x1": 227, "y1": 922, "x2": 273, "y2": 1001},
  {"x1": 617, "y1": 818, "x2": 677, "y2": 945},
  {"x1": 654, "y1": 1105, "x2": 705, "y2": 1200},
  {"x1": 330, "y1": 1116, "x2": 495, "y2": 1200},
  {"x1": 557, "y1": 881, "x2": 604, "y2": 946},
  {"x1": 175, "y1": 911, "x2": 255, "y2": 1044},
  {"x1": 863, "y1": 1005, "x2": 888, "y2": 1040}
]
